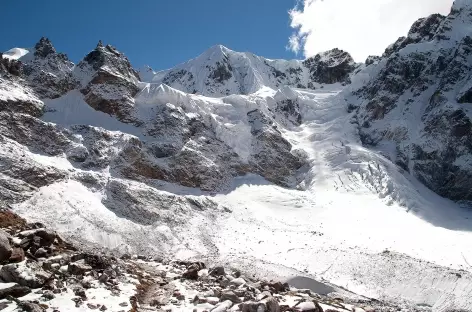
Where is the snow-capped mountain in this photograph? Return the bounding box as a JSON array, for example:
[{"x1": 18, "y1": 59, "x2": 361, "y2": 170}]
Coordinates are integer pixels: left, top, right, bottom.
[
  {"x1": 140, "y1": 45, "x2": 356, "y2": 96},
  {"x1": 348, "y1": 0, "x2": 472, "y2": 201},
  {"x1": 2, "y1": 1, "x2": 472, "y2": 309}
]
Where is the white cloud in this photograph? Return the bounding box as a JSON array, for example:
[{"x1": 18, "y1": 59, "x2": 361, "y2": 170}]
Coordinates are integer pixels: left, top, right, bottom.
[{"x1": 288, "y1": 0, "x2": 454, "y2": 61}]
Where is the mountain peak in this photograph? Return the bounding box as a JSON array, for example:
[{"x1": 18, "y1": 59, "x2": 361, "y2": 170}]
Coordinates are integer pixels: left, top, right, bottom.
[
  {"x1": 453, "y1": 0, "x2": 472, "y2": 10},
  {"x1": 200, "y1": 44, "x2": 233, "y2": 61},
  {"x1": 34, "y1": 37, "x2": 56, "y2": 58},
  {"x1": 208, "y1": 44, "x2": 231, "y2": 53}
]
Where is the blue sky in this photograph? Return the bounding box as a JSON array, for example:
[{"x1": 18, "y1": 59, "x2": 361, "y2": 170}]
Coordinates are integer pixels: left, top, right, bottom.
[{"x1": 0, "y1": 0, "x2": 298, "y2": 70}]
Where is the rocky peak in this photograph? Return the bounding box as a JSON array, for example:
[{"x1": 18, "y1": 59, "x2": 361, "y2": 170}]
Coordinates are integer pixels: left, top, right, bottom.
[
  {"x1": 407, "y1": 14, "x2": 445, "y2": 40},
  {"x1": 350, "y1": 0, "x2": 472, "y2": 202},
  {"x1": 77, "y1": 42, "x2": 140, "y2": 123},
  {"x1": 384, "y1": 13, "x2": 446, "y2": 57},
  {"x1": 80, "y1": 41, "x2": 139, "y2": 82},
  {"x1": 303, "y1": 48, "x2": 356, "y2": 84},
  {"x1": 14, "y1": 37, "x2": 77, "y2": 99},
  {"x1": 33, "y1": 37, "x2": 56, "y2": 58},
  {"x1": 452, "y1": 0, "x2": 472, "y2": 11}
]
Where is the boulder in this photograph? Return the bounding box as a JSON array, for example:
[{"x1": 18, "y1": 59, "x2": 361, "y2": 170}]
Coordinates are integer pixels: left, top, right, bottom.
[
  {"x1": 220, "y1": 290, "x2": 242, "y2": 303},
  {"x1": 293, "y1": 301, "x2": 323, "y2": 312},
  {"x1": 0, "y1": 262, "x2": 50, "y2": 288},
  {"x1": 9, "y1": 248, "x2": 25, "y2": 263},
  {"x1": 0, "y1": 229, "x2": 12, "y2": 262},
  {"x1": 0, "y1": 283, "x2": 31, "y2": 299},
  {"x1": 211, "y1": 300, "x2": 233, "y2": 312},
  {"x1": 68, "y1": 260, "x2": 92, "y2": 275},
  {"x1": 210, "y1": 266, "x2": 226, "y2": 277}
]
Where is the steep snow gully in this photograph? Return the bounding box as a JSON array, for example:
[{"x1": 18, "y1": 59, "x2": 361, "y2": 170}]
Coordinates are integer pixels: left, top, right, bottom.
[{"x1": 2, "y1": 1, "x2": 472, "y2": 310}]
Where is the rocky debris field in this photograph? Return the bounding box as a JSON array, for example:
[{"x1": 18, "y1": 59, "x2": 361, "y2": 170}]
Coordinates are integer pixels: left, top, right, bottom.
[{"x1": 0, "y1": 209, "x2": 422, "y2": 312}]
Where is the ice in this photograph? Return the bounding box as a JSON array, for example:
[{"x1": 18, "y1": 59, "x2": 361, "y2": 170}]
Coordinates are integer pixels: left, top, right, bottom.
[{"x1": 2, "y1": 47, "x2": 30, "y2": 60}]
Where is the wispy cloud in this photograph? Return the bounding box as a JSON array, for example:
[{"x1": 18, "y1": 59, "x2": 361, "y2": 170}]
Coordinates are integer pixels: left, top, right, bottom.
[{"x1": 288, "y1": 0, "x2": 454, "y2": 61}]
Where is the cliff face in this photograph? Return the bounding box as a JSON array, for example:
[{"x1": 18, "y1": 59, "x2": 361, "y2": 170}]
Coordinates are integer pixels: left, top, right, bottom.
[{"x1": 349, "y1": 3, "x2": 472, "y2": 201}]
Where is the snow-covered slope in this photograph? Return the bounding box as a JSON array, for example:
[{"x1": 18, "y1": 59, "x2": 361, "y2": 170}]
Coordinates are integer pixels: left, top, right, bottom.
[
  {"x1": 1, "y1": 48, "x2": 30, "y2": 60},
  {"x1": 348, "y1": 0, "x2": 472, "y2": 202},
  {"x1": 140, "y1": 45, "x2": 356, "y2": 97},
  {"x1": 2, "y1": 2, "x2": 472, "y2": 309}
]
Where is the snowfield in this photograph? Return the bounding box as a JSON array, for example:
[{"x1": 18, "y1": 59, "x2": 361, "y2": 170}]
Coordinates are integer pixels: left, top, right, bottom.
[{"x1": 11, "y1": 84, "x2": 472, "y2": 311}]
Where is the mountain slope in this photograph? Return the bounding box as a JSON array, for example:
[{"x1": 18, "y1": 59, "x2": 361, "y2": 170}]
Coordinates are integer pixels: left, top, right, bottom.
[
  {"x1": 2, "y1": 3, "x2": 472, "y2": 309},
  {"x1": 140, "y1": 45, "x2": 356, "y2": 96},
  {"x1": 348, "y1": 0, "x2": 472, "y2": 201}
]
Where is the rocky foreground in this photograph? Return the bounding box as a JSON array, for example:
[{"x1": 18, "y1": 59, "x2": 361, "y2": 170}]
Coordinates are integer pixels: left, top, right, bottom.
[{"x1": 0, "y1": 209, "x2": 425, "y2": 312}]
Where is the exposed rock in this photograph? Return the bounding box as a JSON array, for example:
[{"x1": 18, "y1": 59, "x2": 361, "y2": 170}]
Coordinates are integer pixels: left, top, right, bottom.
[
  {"x1": 248, "y1": 109, "x2": 303, "y2": 187},
  {"x1": 68, "y1": 260, "x2": 92, "y2": 275},
  {"x1": 17, "y1": 301, "x2": 45, "y2": 312},
  {"x1": 0, "y1": 283, "x2": 31, "y2": 299},
  {"x1": 351, "y1": 4, "x2": 472, "y2": 201},
  {"x1": 383, "y1": 13, "x2": 446, "y2": 57},
  {"x1": 220, "y1": 290, "x2": 242, "y2": 303},
  {"x1": 77, "y1": 42, "x2": 140, "y2": 123},
  {"x1": 21, "y1": 37, "x2": 78, "y2": 99},
  {"x1": 0, "y1": 262, "x2": 50, "y2": 288},
  {"x1": 34, "y1": 247, "x2": 48, "y2": 258},
  {"x1": 229, "y1": 277, "x2": 246, "y2": 287},
  {"x1": 34, "y1": 37, "x2": 56, "y2": 58},
  {"x1": 0, "y1": 78, "x2": 44, "y2": 117},
  {"x1": 0, "y1": 55, "x2": 22, "y2": 76},
  {"x1": 0, "y1": 229, "x2": 12, "y2": 261},
  {"x1": 303, "y1": 48, "x2": 356, "y2": 84},
  {"x1": 9, "y1": 247, "x2": 25, "y2": 263},
  {"x1": 211, "y1": 300, "x2": 233, "y2": 312},
  {"x1": 209, "y1": 266, "x2": 226, "y2": 277}
]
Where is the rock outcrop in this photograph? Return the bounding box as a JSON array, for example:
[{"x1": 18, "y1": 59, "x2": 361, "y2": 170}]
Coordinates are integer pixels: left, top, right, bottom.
[
  {"x1": 21, "y1": 37, "x2": 78, "y2": 99},
  {"x1": 303, "y1": 48, "x2": 355, "y2": 85},
  {"x1": 76, "y1": 41, "x2": 140, "y2": 123},
  {"x1": 349, "y1": 2, "x2": 472, "y2": 201}
]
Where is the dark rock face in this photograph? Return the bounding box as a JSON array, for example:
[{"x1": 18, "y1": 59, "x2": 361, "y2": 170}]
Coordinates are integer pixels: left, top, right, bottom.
[
  {"x1": 0, "y1": 55, "x2": 22, "y2": 77},
  {"x1": 0, "y1": 39, "x2": 305, "y2": 195},
  {"x1": 22, "y1": 38, "x2": 78, "y2": 99},
  {"x1": 77, "y1": 42, "x2": 140, "y2": 123},
  {"x1": 365, "y1": 55, "x2": 381, "y2": 66},
  {"x1": 0, "y1": 229, "x2": 12, "y2": 262},
  {"x1": 34, "y1": 37, "x2": 56, "y2": 58},
  {"x1": 0, "y1": 112, "x2": 70, "y2": 155},
  {"x1": 303, "y1": 48, "x2": 355, "y2": 84},
  {"x1": 275, "y1": 98, "x2": 302, "y2": 126},
  {"x1": 351, "y1": 5, "x2": 472, "y2": 201},
  {"x1": 116, "y1": 108, "x2": 248, "y2": 191},
  {"x1": 0, "y1": 139, "x2": 67, "y2": 204},
  {"x1": 383, "y1": 14, "x2": 446, "y2": 57},
  {"x1": 162, "y1": 69, "x2": 196, "y2": 93},
  {"x1": 81, "y1": 42, "x2": 140, "y2": 80},
  {"x1": 209, "y1": 60, "x2": 232, "y2": 83},
  {"x1": 247, "y1": 109, "x2": 303, "y2": 187}
]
